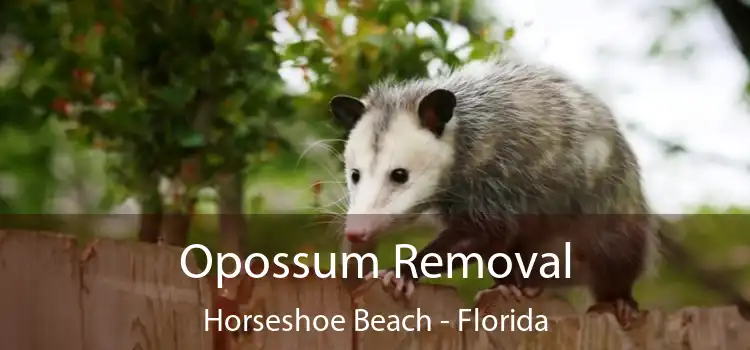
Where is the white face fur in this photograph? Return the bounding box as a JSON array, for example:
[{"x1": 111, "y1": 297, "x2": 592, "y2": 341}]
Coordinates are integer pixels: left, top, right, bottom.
[{"x1": 341, "y1": 109, "x2": 456, "y2": 243}]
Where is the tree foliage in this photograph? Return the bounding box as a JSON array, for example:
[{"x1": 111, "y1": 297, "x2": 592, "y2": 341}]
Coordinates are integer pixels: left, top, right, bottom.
[
  {"x1": 0, "y1": 0, "x2": 747, "y2": 309},
  {"x1": 0, "y1": 0, "x2": 502, "y2": 247}
]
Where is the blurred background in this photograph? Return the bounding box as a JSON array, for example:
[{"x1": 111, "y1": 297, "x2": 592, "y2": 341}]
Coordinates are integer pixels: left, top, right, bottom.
[{"x1": 0, "y1": 0, "x2": 748, "y2": 312}]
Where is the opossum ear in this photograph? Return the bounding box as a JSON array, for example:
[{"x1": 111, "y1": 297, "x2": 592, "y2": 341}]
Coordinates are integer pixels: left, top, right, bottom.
[
  {"x1": 329, "y1": 95, "x2": 365, "y2": 130},
  {"x1": 418, "y1": 89, "x2": 456, "y2": 137}
]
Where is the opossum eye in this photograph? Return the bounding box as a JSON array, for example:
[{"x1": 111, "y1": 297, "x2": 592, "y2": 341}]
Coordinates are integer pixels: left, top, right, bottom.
[
  {"x1": 350, "y1": 169, "x2": 361, "y2": 184},
  {"x1": 390, "y1": 168, "x2": 409, "y2": 184}
]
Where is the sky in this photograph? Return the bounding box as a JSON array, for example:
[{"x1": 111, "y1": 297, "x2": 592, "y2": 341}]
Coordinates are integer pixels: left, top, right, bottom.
[
  {"x1": 489, "y1": 0, "x2": 750, "y2": 213},
  {"x1": 273, "y1": 0, "x2": 750, "y2": 214}
]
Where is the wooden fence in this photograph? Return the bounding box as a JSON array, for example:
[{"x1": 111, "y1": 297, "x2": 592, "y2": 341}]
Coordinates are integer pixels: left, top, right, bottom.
[{"x1": 1, "y1": 230, "x2": 749, "y2": 350}]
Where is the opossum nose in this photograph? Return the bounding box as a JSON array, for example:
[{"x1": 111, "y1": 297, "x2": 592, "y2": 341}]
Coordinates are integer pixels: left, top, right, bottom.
[{"x1": 345, "y1": 231, "x2": 367, "y2": 243}]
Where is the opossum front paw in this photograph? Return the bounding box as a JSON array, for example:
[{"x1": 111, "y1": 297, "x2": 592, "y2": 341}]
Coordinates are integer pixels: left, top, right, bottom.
[
  {"x1": 586, "y1": 299, "x2": 641, "y2": 330},
  {"x1": 474, "y1": 284, "x2": 543, "y2": 305},
  {"x1": 473, "y1": 284, "x2": 543, "y2": 316},
  {"x1": 365, "y1": 268, "x2": 417, "y2": 300}
]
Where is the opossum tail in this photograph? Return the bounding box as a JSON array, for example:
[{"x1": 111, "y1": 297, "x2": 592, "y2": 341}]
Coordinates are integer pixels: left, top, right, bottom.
[{"x1": 657, "y1": 220, "x2": 750, "y2": 320}]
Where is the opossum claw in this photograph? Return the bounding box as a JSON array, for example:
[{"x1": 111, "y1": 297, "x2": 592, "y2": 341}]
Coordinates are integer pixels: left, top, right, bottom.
[
  {"x1": 382, "y1": 270, "x2": 395, "y2": 287},
  {"x1": 474, "y1": 284, "x2": 543, "y2": 304},
  {"x1": 405, "y1": 280, "x2": 416, "y2": 299},
  {"x1": 523, "y1": 286, "x2": 543, "y2": 298},
  {"x1": 363, "y1": 269, "x2": 387, "y2": 281},
  {"x1": 372, "y1": 269, "x2": 417, "y2": 301},
  {"x1": 393, "y1": 278, "x2": 416, "y2": 300},
  {"x1": 473, "y1": 288, "x2": 495, "y2": 304},
  {"x1": 393, "y1": 274, "x2": 405, "y2": 297},
  {"x1": 586, "y1": 299, "x2": 641, "y2": 330}
]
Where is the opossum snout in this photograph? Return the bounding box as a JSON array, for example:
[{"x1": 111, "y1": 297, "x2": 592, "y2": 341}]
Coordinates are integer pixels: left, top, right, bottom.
[
  {"x1": 343, "y1": 214, "x2": 392, "y2": 243},
  {"x1": 345, "y1": 231, "x2": 366, "y2": 243}
]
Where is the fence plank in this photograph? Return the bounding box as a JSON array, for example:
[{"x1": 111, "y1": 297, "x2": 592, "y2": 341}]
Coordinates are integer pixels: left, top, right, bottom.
[
  {"x1": 473, "y1": 289, "x2": 577, "y2": 349},
  {"x1": 79, "y1": 239, "x2": 211, "y2": 350},
  {"x1": 231, "y1": 265, "x2": 353, "y2": 350},
  {"x1": 397, "y1": 323, "x2": 469, "y2": 350},
  {"x1": 619, "y1": 310, "x2": 680, "y2": 350},
  {"x1": 0, "y1": 230, "x2": 83, "y2": 350},
  {"x1": 2, "y1": 229, "x2": 749, "y2": 350},
  {"x1": 351, "y1": 280, "x2": 468, "y2": 350},
  {"x1": 674, "y1": 306, "x2": 750, "y2": 350}
]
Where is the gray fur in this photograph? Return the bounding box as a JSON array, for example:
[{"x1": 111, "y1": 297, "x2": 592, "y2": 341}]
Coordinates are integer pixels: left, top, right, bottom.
[
  {"x1": 349, "y1": 57, "x2": 661, "y2": 285},
  {"x1": 337, "y1": 57, "x2": 750, "y2": 322},
  {"x1": 364, "y1": 58, "x2": 659, "y2": 279},
  {"x1": 363, "y1": 58, "x2": 650, "y2": 219}
]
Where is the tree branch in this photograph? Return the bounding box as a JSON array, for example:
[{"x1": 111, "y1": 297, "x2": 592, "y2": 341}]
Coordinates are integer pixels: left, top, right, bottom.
[
  {"x1": 161, "y1": 95, "x2": 216, "y2": 247},
  {"x1": 629, "y1": 124, "x2": 750, "y2": 173},
  {"x1": 711, "y1": 0, "x2": 750, "y2": 66}
]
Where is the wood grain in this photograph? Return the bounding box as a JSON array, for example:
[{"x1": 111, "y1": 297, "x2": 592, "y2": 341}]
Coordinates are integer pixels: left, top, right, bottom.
[
  {"x1": 1, "y1": 230, "x2": 750, "y2": 350},
  {"x1": 229, "y1": 264, "x2": 353, "y2": 350},
  {"x1": 79, "y1": 238, "x2": 211, "y2": 350},
  {"x1": 0, "y1": 230, "x2": 83, "y2": 350}
]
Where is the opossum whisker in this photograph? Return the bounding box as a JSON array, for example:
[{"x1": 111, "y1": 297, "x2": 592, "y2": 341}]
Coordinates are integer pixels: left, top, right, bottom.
[
  {"x1": 322, "y1": 189, "x2": 350, "y2": 209},
  {"x1": 300, "y1": 192, "x2": 347, "y2": 214},
  {"x1": 304, "y1": 218, "x2": 344, "y2": 228},
  {"x1": 301, "y1": 218, "x2": 345, "y2": 240},
  {"x1": 317, "y1": 195, "x2": 349, "y2": 213},
  {"x1": 295, "y1": 139, "x2": 346, "y2": 169},
  {"x1": 319, "y1": 163, "x2": 348, "y2": 194},
  {"x1": 305, "y1": 213, "x2": 346, "y2": 239},
  {"x1": 313, "y1": 203, "x2": 346, "y2": 214},
  {"x1": 296, "y1": 143, "x2": 348, "y2": 196},
  {"x1": 306, "y1": 180, "x2": 347, "y2": 195},
  {"x1": 309, "y1": 180, "x2": 346, "y2": 186},
  {"x1": 310, "y1": 216, "x2": 347, "y2": 238}
]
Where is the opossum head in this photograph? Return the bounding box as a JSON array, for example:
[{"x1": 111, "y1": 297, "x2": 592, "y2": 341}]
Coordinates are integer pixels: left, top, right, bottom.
[{"x1": 329, "y1": 89, "x2": 457, "y2": 243}]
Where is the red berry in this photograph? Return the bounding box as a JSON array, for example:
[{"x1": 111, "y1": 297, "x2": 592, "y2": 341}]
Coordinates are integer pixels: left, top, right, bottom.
[
  {"x1": 245, "y1": 18, "x2": 258, "y2": 28},
  {"x1": 52, "y1": 97, "x2": 69, "y2": 114},
  {"x1": 321, "y1": 19, "x2": 335, "y2": 35},
  {"x1": 312, "y1": 181, "x2": 323, "y2": 195},
  {"x1": 300, "y1": 64, "x2": 310, "y2": 82},
  {"x1": 73, "y1": 69, "x2": 95, "y2": 87},
  {"x1": 183, "y1": 162, "x2": 197, "y2": 177}
]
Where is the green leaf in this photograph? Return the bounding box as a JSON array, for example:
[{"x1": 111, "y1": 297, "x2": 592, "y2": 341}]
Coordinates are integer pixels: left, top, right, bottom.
[
  {"x1": 213, "y1": 19, "x2": 231, "y2": 43},
  {"x1": 503, "y1": 27, "x2": 515, "y2": 41},
  {"x1": 180, "y1": 131, "x2": 205, "y2": 148},
  {"x1": 426, "y1": 17, "x2": 449, "y2": 45},
  {"x1": 648, "y1": 39, "x2": 664, "y2": 57},
  {"x1": 248, "y1": 194, "x2": 266, "y2": 213},
  {"x1": 284, "y1": 41, "x2": 308, "y2": 57},
  {"x1": 152, "y1": 85, "x2": 196, "y2": 108},
  {"x1": 362, "y1": 34, "x2": 388, "y2": 49}
]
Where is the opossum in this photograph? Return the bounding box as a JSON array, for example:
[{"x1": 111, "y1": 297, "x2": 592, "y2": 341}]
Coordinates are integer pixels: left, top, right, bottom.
[{"x1": 328, "y1": 57, "x2": 750, "y2": 329}]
